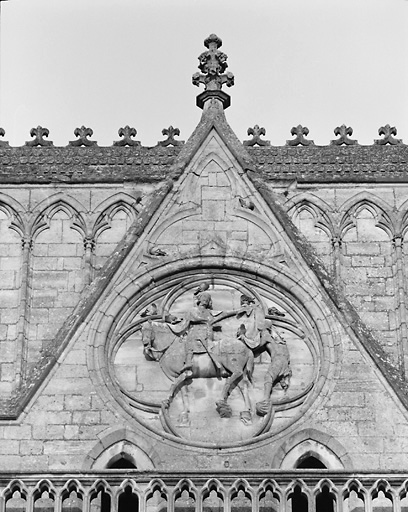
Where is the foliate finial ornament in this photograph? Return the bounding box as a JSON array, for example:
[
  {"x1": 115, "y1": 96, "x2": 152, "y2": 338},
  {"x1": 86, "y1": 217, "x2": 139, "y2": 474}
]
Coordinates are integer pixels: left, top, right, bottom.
[
  {"x1": 68, "y1": 126, "x2": 97, "y2": 147},
  {"x1": 243, "y1": 125, "x2": 270, "y2": 147},
  {"x1": 374, "y1": 124, "x2": 402, "y2": 145},
  {"x1": 25, "y1": 126, "x2": 53, "y2": 147},
  {"x1": 193, "y1": 34, "x2": 234, "y2": 110},
  {"x1": 330, "y1": 125, "x2": 357, "y2": 146},
  {"x1": 158, "y1": 126, "x2": 184, "y2": 147},
  {"x1": 0, "y1": 128, "x2": 9, "y2": 148},
  {"x1": 286, "y1": 125, "x2": 314, "y2": 146},
  {"x1": 113, "y1": 126, "x2": 140, "y2": 147}
]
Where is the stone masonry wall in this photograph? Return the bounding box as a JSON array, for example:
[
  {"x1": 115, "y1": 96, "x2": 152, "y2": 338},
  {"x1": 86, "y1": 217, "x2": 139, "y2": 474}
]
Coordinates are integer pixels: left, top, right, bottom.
[
  {"x1": 281, "y1": 183, "x2": 408, "y2": 373},
  {"x1": 1, "y1": 137, "x2": 408, "y2": 474},
  {"x1": 0, "y1": 183, "x2": 155, "y2": 394}
]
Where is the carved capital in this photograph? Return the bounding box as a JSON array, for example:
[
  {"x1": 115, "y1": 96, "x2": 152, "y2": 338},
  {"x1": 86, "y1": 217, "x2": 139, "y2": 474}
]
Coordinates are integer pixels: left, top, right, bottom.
[
  {"x1": 0, "y1": 128, "x2": 9, "y2": 148},
  {"x1": 243, "y1": 125, "x2": 270, "y2": 147},
  {"x1": 393, "y1": 234, "x2": 404, "y2": 249},
  {"x1": 69, "y1": 126, "x2": 97, "y2": 147},
  {"x1": 83, "y1": 237, "x2": 96, "y2": 251},
  {"x1": 286, "y1": 125, "x2": 314, "y2": 146},
  {"x1": 21, "y1": 237, "x2": 33, "y2": 251},
  {"x1": 25, "y1": 126, "x2": 53, "y2": 147},
  {"x1": 113, "y1": 126, "x2": 140, "y2": 147},
  {"x1": 330, "y1": 125, "x2": 357, "y2": 146},
  {"x1": 374, "y1": 125, "x2": 402, "y2": 145},
  {"x1": 331, "y1": 235, "x2": 342, "y2": 249},
  {"x1": 158, "y1": 126, "x2": 184, "y2": 147}
]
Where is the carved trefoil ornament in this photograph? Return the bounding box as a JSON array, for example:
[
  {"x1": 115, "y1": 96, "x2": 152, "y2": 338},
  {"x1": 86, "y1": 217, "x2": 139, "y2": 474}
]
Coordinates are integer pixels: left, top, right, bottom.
[
  {"x1": 69, "y1": 126, "x2": 97, "y2": 147},
  {"x1": 243, "y1": 125, "x2": 270, "y2": 147},
  {"x1": 330, "y1": 125, "x2": 357, "y2": 146},
  {"x1": 374, "y1": 124, "x2": 403, "y2": 145},
  {"x1": 286, "y1": 125, "x2": 314, "y2": 146},
  {"x1": 113, "y1": 126, "x2": 141, "y2": 147},
  {"x1": 25, "y1": 126, "x2": 54, "y2": 147},
  {"x1": 158, "y1": 126, "x2": 184, "y2": 147},
  {"x1": 0, "y1": 128, "x2": 9, "y2": 148}
]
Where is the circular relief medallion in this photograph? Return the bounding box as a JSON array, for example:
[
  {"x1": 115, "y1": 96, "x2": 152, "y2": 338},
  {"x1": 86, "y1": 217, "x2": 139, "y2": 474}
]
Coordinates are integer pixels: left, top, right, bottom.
[{"x1": 107, "y1": 271, "x2": 321, "y2": 447}]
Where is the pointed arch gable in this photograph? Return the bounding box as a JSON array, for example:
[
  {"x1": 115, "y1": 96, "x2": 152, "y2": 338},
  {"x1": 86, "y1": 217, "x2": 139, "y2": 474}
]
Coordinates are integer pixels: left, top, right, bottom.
[
  {"x1": 286, "y1": 193, "x2": 335, "y2": 217},
  {"x1": 272, "y1": 428, "x2": 352, "y2": 470},
  {"x1": 83, "y1": 427, "x2": 159, "y2": 470},
  {"x1": 0, "y1": 193, "x2": 26, "y2": 237},
  {"x1": 338, "y1": 192, "x2": 395, "y2": 239},
  {"x1": 287, "y1": 195, "x2": 335, "y2": 239},
  {"x1": 93, "y1": 192, "x2": 142, "y2": 215},
  {"x1": 30, "y1": 195, "x2": 88, "y2": 239},
  {"x1": 92, "y1": 197, "x2": 139, "y2": 240}
]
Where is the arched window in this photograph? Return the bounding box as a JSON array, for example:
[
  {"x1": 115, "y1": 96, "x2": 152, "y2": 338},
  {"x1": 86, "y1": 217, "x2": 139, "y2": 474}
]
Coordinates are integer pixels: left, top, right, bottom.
[
  {"x1": 315, "y1": 486, "x2": 335, "y2": 512},
  {"x1": 108, "y1": 457, "x2": 137, "y2": 469},
  {"x1": 289, "y1": 485, "x2": 308, "y2": 512},
  {"x1": 296, "y1": 455, "x2": 327, "y2": 469},
  {"x1": 118, "y1": 486, "x2": 138, "y2": 512}
]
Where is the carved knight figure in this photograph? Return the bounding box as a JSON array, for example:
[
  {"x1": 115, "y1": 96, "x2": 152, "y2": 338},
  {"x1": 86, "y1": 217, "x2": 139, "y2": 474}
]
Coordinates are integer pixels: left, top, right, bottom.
[
  {"x1": 168, "y1": 290, "x2": 224, "y2": 372},
  {"x1": 236, "y1": 294, "x2": 292, "y2": 416}
]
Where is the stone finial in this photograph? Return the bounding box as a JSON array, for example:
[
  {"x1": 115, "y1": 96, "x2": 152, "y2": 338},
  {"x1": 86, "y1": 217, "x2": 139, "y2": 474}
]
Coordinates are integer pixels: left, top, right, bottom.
[
  {"x1": 286, "y1": 125, "x2": 314, "y2": 146},
  {"x1": 374, "y1": 125, "x2": 402, "y2": 145},
  {"x1": 158, "y1": 126, "x2": 184, "y2": 147},
  {"x1": 330, "y1": 125, "x2": 357, "y2": 146},
  {"x1": 113, "y1": 126, "x2": 140, "y2": 147},
  {"x1": 0, "y1": 128, "x2": 9, "y2": 148},
  {"x1": 193, "y1": 34, "x2": 234, "y2": 110},
  {"x1": 25, "y1": 126, "x2": 53, "y2": 147},
  {"x1": 243, "y1": 125, "x2": 270, "y2": 147},
  {"x1": 192, "y1": 34, "x2": 234, "y2": 91},
  {"x1": 69, "y1": 126, "x2": 97, "y2": 147}
]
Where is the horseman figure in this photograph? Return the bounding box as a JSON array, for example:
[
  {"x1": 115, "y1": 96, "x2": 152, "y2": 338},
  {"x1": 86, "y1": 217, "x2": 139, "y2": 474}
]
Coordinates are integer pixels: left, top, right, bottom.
[
  {"x1": 237, "y1": 294, "x2": 292, "y2": 416},
  {"x1": 166, "y1": 286, "x2": 224, "y2": 373}
]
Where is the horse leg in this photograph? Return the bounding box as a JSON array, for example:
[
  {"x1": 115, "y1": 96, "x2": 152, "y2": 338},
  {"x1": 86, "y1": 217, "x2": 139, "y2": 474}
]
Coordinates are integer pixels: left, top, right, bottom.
[
  {"x1": 163, "y1": 370, "x2": 192, "y2": 410},
  {"x1": 178, "y1": 385, "x2": 190, "y2": 425},
  {"x1": 215, "y1": 370, "x2": 243, "y2": 418},
  {"x1": 237, "y1": 378, "x2": 252, "y2": 426}
]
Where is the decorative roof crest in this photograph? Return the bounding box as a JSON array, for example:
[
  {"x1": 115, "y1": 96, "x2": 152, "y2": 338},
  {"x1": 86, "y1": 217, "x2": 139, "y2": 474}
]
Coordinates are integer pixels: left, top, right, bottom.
[
  {"x1": 0, "y1": 128, "x2": 9, "y2": 148},
  {"x1": 113, "y1": 126, "x2": 140, "y2": 147},
  {"x1": 25, "y1": 126, "x2": 53, "y2": 147},
  {"x1": 158, "y1": 126, "x2": 184, "y2": 147},
  {"x1": 286, "y1": 125, "x2": 314, "y2": 147},
  {"x1": 193, "y1": 34, "x2": 234, "y2": 110},
  {"x1": 331, "y1": 125, "x2": 357, "y2": 146},
  {"x1": 374, "y1": 124, "x2": 402, "y2": 146},
  {"x1": 244, "y1": 125, "x2": 271, "y2": 147}
]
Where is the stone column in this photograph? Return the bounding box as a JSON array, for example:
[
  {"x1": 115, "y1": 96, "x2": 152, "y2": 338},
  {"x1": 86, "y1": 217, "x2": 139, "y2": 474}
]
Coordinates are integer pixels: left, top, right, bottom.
[
  {"x1": 15, "y1": 236, "x2": 33, "y2": 385},
  {"x1": 83, "y1": 236, "x2": 95, "y2": 286},
  {"x1": 331, "y1": 235, "x2": 343, "y2": 288},
  {"x1": 392, "y1": 234, "x2": 408, "y2": 376}
]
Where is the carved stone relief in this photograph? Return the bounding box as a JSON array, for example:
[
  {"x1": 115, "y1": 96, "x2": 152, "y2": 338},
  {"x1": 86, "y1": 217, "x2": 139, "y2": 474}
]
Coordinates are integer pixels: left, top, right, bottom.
[{"x1": 106, "y1": 270, "x2": 320, "y2": 447}]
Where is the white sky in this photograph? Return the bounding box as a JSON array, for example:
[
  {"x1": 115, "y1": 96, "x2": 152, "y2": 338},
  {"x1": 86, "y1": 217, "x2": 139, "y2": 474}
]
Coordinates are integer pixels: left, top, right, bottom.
[{"x1": 1, "y1": 0, "x2": 407, "y2": 147}]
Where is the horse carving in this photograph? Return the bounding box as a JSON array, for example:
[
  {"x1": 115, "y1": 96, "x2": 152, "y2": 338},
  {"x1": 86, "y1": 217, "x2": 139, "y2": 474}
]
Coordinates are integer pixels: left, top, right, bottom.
[
  {"x1": 140, "y1": 287, "x2": 292, "y2": 425},
  {"x1": 141, "y1": 290, "x2": 255, "y2": 423}
]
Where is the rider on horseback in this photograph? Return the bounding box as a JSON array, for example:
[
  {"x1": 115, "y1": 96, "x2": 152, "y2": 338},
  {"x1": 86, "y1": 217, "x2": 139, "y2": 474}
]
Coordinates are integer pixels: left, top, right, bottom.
[
  {"x1": 168, "y1": 289, "x2": 224, "y2": 373},
  {"x1": 236, "y1": 294, "x2": 292, "y2": 416}
]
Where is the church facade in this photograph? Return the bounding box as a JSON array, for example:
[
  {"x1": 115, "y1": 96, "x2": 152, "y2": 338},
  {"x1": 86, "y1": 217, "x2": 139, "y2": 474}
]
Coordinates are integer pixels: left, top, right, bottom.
[{"x1": 0, "y1": 34, "x2": 408, "y2": 512}]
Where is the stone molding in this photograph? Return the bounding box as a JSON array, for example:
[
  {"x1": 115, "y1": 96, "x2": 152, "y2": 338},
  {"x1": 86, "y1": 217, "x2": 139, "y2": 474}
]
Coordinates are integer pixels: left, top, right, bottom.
[{"x1": 271, "y1": 428, "x2": 353, "y2": 469}]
